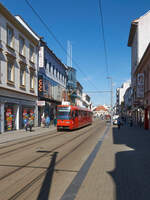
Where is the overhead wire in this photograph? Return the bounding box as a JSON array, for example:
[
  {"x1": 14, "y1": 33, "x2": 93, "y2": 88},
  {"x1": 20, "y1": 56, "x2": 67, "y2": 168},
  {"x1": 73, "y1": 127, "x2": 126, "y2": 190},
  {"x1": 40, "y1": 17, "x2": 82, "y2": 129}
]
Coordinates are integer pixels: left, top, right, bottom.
[
  {"x1": 24, "y1": 0, "x2": 99, "y2": 90},
  {"x1": 98, "y1": 0, "x2": 109, "y2": 77}
]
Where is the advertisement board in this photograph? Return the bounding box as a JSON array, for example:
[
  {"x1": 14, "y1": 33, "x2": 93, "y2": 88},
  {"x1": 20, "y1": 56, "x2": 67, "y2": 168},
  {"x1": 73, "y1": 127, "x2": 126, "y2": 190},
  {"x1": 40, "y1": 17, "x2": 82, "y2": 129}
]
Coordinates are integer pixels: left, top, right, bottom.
[{"x1": 136, "y1": 73, "x2": 144, "y2": 98}]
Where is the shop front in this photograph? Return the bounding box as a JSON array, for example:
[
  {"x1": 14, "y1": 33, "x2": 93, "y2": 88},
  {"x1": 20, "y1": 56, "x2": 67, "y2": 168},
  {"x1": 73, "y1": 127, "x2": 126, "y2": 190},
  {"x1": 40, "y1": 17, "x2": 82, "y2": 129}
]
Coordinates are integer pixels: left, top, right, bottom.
[
  {"x1": 4, "y1": 104, "x2": 18, "y2": 131},
  {"x1": 0, "y1": 95, "x2": 38, "y2": 133},
  {"x1": 22, "y1": 107, "x2": 35, "y2": 128}
]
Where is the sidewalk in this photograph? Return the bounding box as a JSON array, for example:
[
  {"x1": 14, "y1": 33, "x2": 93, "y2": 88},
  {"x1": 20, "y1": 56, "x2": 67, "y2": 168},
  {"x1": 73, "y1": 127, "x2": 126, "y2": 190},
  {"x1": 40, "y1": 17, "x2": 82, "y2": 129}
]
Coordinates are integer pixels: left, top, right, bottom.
[
  {"x1": 0, "y1": 125, "x2": 56, "y2": 144},
  {"x1": 76, "y1": 123, "x2": 150, "y2": 200}
]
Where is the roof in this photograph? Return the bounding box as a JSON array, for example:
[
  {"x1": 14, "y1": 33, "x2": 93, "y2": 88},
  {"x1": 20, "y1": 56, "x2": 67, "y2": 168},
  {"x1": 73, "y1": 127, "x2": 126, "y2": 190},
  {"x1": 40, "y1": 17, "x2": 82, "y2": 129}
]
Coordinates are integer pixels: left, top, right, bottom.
[
  {"x1": 128, "y1": 20, "x2": 138, "y2": 47},
  {"x1": 93, "y1": 105, "x2": 107, "y2": 112},
  {"x1": 128, "y1": 10, "x2": 150, "y2": 47},
  {"x1": 0, "y1": 3, "x2": 38, "y2": 45}
]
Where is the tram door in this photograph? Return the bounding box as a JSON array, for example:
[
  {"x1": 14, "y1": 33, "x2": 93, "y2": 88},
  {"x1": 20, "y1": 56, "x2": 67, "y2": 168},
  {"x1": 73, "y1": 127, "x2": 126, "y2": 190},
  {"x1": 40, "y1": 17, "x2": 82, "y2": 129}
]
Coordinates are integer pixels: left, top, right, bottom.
[{"x1": 72, "y1": 110, "x2": 78, "y2": 129}]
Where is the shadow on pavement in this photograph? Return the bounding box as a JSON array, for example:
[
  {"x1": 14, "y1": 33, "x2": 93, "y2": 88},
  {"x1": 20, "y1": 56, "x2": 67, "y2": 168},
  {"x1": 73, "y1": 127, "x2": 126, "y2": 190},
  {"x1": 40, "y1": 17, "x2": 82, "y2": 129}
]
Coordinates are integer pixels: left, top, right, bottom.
[
  {"x1": 37, "y1": 151, "x2": 58, "y2": 200},
  {"x1": 108, "y1": 125, "x2": 150, "y2": 200}
]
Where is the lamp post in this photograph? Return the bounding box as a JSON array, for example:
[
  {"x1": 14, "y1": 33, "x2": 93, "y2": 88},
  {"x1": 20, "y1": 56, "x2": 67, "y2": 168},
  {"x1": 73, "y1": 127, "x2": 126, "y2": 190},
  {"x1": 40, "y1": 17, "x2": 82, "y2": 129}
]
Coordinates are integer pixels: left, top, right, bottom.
[{"x1": 107, "y1": 77, "x2": 113, "y2": 125}]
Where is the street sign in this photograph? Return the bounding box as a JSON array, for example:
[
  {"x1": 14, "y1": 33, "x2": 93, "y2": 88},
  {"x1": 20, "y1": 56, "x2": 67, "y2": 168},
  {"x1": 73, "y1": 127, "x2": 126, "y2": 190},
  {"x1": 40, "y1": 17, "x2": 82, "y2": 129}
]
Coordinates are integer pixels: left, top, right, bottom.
[{"x1": 37, "y1": 101, "x2": 45, "y2": 106}]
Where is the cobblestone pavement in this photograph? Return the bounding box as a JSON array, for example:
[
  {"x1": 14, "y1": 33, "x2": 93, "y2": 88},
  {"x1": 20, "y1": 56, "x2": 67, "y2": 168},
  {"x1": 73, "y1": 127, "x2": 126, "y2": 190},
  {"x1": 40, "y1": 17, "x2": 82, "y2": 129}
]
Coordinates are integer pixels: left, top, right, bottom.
[
  {"x1": 76, "y1": 123, "x2": 150, "y2": 200},
  {"x1": 0, "y1": 125, "x2": 56, "y2": 144}
]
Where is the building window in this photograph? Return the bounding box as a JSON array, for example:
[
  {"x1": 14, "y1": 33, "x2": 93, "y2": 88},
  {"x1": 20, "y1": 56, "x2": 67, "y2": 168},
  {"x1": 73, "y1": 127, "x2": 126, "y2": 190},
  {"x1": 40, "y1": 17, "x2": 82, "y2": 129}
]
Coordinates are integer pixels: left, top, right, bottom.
[
  {"x1": 20, "y1": 68, "x2": 26, "y2": 86},
  {"x1": 19, "y1": 36, "x2": 25, "y2": 56},
  {"x1": 7, "y1": 61, "x2": 14, "y2": 82},
  {"x1": 7, "y1": 25, "x2": 14, "y2": 48},
  {"x1": 29, "y1": 44, "x2": 34, "y2": 62},
  {"x1": 53, "y1": 66, "x2": 55, "y2": 75},
  {"x1": 49, "y1": 62, "x2": 51, "y2": 72},
  {"x1": 30, "y1": 72, "x2": 34, "y2": 90},
  {"x1": 44, "y1": 59, "x2": 47, "y2": 69}
]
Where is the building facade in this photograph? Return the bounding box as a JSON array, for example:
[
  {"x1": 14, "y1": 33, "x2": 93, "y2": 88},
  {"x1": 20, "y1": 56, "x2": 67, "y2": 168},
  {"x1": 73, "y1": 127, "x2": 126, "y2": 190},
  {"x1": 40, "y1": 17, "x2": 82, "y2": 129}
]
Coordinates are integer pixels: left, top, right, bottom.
[
  {"x1": 116, "y1": 81, "x2": 131, "y2": 115},
  {"x1": 128, "y1": 10, "x2": 150, "y2": 128},
  {"x1": 82, "y1": 93, "x2": 91, "y2": 109},
  {"x1": 0, "y1": 3, "x2": 39, "y2": 133},
  {"x1": 66, "y1": 66, "x2": 77, "y2": 104},
  {"x1": 38, "y1": 40, "x2": 67, "y2": 124},
  {"x1": 76, "y1": 81, "x2": 83, "y2": 106}
]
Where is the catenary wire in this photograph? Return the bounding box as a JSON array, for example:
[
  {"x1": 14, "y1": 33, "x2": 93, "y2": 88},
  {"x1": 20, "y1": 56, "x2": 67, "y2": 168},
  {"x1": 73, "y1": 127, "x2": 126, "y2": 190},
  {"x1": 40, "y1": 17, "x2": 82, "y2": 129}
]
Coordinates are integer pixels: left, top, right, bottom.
[
  {"x1": 24, "y1": 0, "x2": 99, "y2": 90},
  {"x1": 98, "y1": 0, "x2": 109, "y2": 77}
]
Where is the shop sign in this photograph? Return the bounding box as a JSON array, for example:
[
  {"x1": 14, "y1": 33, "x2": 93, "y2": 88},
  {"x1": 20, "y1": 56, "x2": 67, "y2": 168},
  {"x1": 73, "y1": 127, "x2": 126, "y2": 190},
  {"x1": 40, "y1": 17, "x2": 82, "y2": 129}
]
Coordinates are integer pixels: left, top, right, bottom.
[
  {"x1": 37, "y1": 101, "x2": 45, "y2": 106},
  {"x1": 39, "y1": 46, "x2": 44, "y2": 67},
  {"x1": 38, "y1": 75, "x2": 43, "y2": 96},
  {"x1": 136, "y1": 73, "x2": 144, "y2": 98}
]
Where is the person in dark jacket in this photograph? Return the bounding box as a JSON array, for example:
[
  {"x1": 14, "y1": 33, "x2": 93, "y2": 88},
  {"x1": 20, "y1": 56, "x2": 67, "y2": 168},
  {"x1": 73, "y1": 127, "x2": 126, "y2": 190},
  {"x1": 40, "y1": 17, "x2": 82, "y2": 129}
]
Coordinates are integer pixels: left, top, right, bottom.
[{"x1": 28, "y1": 117, "x2": 33, "y2": 132}]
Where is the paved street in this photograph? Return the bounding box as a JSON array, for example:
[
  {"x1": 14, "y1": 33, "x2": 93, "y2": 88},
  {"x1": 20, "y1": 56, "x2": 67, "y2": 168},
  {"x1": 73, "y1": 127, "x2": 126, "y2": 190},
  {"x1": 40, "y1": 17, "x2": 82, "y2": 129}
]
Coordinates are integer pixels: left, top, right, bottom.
[
  {"x1": 75, "y1": 123, "x2": 150, "y2": 200},
  {"x1": 0, "y1": 125, "x2": 57, "y2": 144},
  {"x1": 0, "y1": 121, "x2": 150, "y2": 200}
]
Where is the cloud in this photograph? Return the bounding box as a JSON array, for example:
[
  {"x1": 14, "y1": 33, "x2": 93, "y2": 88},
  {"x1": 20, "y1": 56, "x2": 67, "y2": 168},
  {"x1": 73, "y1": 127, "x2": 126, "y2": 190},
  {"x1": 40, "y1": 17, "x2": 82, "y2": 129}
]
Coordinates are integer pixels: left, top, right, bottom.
[{"x1": 82, "y1": 76, "x2": 92, "y2": 82}]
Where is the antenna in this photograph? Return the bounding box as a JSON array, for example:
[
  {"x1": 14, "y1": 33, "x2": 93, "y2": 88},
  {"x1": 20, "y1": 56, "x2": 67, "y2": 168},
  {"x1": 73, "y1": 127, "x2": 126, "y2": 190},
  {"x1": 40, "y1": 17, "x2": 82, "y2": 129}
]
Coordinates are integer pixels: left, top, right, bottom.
[{"x1": 67, "y1": 40, "x2": 72, "y2": 67}]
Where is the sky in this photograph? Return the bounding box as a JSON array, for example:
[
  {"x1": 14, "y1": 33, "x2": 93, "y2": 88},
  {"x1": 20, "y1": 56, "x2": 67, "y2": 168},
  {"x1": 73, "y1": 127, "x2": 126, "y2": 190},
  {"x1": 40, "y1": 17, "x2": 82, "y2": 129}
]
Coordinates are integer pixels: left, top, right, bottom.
[{"x1": 1, "y1": 0, "x2": 150, "y2": 106}]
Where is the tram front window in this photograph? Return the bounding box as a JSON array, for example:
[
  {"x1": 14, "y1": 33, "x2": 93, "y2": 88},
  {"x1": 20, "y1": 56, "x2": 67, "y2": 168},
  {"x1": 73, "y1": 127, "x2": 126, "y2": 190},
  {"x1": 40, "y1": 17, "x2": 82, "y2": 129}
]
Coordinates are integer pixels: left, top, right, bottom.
[{"x1": 57, "y1": 107, "x2": 71, "y2": 120}]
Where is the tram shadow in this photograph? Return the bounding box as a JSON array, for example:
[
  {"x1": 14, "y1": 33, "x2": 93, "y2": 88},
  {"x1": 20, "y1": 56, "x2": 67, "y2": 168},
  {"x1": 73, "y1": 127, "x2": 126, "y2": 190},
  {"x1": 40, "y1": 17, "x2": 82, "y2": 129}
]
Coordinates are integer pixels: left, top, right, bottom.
[
  {"x1": 37, "y1": 151, "x2": 58, "y2": 200},
  {"x1": 108, "y1": 125, "x2": 150, "y2": 200},
  {"x1": 58, "y1": 124, "x2": 92, "y2": 133}
]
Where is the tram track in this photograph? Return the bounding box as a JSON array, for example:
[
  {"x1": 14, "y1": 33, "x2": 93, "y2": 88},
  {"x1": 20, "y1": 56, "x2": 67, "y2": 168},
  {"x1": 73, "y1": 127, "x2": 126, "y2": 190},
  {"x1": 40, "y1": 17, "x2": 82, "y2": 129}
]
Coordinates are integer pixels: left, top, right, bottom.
[
  {"x1": 0, "y1": 122, "x2": 100, "y2": 181},
  {"x1": 8, "y1": 123, "x2": 106, "y2": 200},
  {"x1": 0, "y1": 131, "x2": 65, "y2": 157},
  {"x1": 0, "y1": 120, "x2": 99, "y2": 157},
  {"x1": 0, "y1": 130, "x2": 58, "y2": 150}
]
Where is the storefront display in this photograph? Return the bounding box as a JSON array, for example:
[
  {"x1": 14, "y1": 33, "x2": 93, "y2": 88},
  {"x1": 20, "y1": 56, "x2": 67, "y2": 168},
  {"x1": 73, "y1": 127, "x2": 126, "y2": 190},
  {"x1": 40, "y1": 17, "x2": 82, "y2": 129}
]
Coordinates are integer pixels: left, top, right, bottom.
[
  {"x1": 22, "y1": 108, "x2": 35, "y2": 127},
  {"x1": 5, "y1": 108, "x2": 13, "y2": 131}
]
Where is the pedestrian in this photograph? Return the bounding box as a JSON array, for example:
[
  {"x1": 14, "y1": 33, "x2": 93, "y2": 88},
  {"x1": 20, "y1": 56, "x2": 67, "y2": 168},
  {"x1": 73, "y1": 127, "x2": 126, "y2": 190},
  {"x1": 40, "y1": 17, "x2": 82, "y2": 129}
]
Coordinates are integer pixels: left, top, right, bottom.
[
  {"x1": 139, "y1": 118, "x2": 142, "y2": 128},
  {"x1": 24, "y1": 118, "x2": 29, "y2": 131},
  {"x1": 54, "y1": 117, "x2": 57, "y2": 126},
  {"x1": 41, "y1": 114, "x2": 45, "y2": 128},
  {"x1": 28, "y1": 117, "x2": 33, "y2": 132},
  {"x1": 45, "y1": 115, "x2": 50, "y2": 128},
  {"x1": 117, "y1": 118, "x2": 121, "y2": 130},
  {"x1": 130, "y1": 118, "x2": 133, "y2": 127}
]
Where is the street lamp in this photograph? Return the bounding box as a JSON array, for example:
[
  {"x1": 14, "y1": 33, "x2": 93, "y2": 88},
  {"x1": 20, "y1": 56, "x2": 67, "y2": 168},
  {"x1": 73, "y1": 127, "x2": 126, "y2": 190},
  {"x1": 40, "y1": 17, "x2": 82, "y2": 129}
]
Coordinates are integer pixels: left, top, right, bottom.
[{"x1": 107, "y1": 77, "x2": 113, "y2": 125}]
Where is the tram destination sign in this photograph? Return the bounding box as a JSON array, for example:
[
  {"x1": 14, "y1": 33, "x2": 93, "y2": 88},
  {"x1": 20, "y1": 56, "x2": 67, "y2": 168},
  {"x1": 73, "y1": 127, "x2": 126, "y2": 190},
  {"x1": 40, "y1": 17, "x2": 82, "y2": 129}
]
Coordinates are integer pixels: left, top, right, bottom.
[{"x1": 58, "y1": 106, "x2": 70, "y2": 112}]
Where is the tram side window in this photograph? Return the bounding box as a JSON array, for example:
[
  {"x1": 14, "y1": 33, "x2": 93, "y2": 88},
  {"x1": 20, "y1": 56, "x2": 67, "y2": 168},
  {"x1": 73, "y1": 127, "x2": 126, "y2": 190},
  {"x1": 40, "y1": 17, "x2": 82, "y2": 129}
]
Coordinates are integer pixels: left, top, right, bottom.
[
  {"x1": 72, "y1": 111, "x2": 75, "y2": 119},
  {"x1": 75, "y1": 110, "x2": 78, "y2": 117}
]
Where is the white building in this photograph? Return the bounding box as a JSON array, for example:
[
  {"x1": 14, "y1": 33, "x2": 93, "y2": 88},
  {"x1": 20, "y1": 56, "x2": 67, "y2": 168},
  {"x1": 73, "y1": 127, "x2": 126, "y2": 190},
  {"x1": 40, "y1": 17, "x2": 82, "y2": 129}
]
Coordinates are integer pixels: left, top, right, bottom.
[
  {"x1": 93, "y1": 105, "x2": 108, "y2": 118},
  {"x1": 0, "y1": 3, "x2": 39, "y2": 133},
  {"x1": 124, "y1": 86, "x2": 132, "y2": 109},
  {"x1": 76, "y1": 81, "x2": 83, "y2": 107},
  {"x1": 116, "y1": 81, "x2": 131, "y2": 114},
  {"x1": 82, "y1": 93, "x2": 91, "y2": 109},
  {"x1": 128, "y1": 10, "x2": 150, "y2": 87}
]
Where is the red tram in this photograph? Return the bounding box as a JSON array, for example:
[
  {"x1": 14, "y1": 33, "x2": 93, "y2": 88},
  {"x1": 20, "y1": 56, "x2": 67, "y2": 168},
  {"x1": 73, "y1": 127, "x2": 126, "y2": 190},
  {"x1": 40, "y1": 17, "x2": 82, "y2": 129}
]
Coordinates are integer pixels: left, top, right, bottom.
[{"x1": 56, "y1": 105, "x2": 92, "y2": 131}]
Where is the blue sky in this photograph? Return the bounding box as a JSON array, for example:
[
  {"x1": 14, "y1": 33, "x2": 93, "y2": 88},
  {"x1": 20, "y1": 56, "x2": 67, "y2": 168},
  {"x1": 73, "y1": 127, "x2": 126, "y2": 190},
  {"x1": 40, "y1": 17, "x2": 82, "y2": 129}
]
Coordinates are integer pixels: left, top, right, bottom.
[{"x1": 1, "y1": 0, "x2": 150, "y2": 106}]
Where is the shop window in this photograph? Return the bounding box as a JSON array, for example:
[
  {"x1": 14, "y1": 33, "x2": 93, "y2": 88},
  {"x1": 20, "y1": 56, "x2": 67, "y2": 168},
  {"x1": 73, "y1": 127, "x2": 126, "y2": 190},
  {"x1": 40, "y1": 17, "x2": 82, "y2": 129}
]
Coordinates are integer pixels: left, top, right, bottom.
[
  {"x1": 20, "y1": 67, "x2": 26, "y2": 87},
  {"x1": 19, "y1": 36, "x2": 25, "y2": 56},
  {"x1": 7, "y1": 25, "x2": 14, "y2": 48},
  {"x1": 29, "y1": 44, "x2": 34, "y2": 63},
  {"x1": 5, "y1": 106, "x2": 16, "y2": 131},
  {"x1": 7, "y1": 61, "x2": 14, "y2": 83}
]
